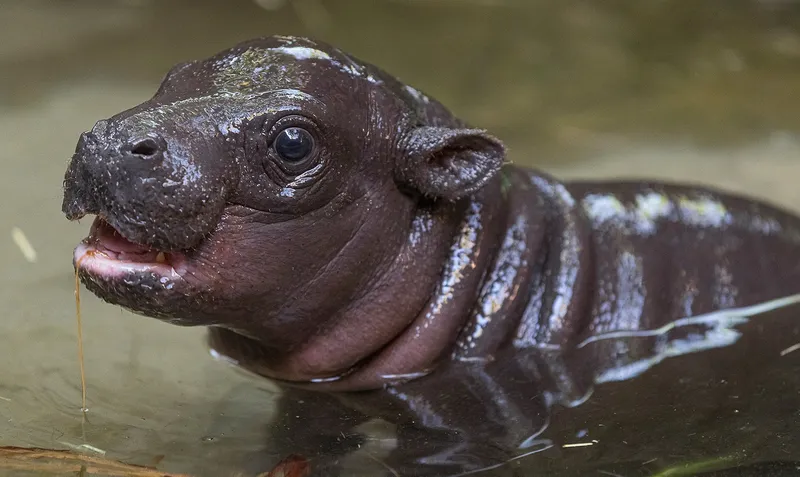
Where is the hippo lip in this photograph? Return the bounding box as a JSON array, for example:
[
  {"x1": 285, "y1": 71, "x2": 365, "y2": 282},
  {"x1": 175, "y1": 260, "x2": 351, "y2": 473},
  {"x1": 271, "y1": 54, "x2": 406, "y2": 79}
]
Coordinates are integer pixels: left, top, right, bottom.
[{"x1": 74, "y1": 216, "x2": 188, "y2": 279}]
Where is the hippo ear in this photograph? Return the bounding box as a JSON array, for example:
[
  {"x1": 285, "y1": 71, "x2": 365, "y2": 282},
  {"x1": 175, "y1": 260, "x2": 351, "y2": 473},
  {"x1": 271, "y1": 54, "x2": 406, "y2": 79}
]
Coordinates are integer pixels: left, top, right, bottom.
[{"x1": 397, "y1": 126, "x2": 507, "y2": 201}]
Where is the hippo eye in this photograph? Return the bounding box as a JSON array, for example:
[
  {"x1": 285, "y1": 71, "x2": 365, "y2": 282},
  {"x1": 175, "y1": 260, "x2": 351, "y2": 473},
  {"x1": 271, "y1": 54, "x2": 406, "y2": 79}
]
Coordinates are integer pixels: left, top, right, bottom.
[{"x1": 273, "y1": 127, "x2": 314, "y2": 163}]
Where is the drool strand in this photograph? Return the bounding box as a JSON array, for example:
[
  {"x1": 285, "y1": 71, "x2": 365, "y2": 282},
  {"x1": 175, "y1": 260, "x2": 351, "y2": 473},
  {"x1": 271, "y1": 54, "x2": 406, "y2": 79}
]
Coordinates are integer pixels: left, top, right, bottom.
[{"x1": 74, "y1": 254, "x2": 89, "y2": 414}]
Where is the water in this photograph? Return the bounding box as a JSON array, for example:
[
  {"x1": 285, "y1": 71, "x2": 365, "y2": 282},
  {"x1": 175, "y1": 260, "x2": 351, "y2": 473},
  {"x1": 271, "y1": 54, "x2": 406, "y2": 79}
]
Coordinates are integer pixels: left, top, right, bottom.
[{"x1": 1, "y1": 1, "x2": 799, "y2": 475}]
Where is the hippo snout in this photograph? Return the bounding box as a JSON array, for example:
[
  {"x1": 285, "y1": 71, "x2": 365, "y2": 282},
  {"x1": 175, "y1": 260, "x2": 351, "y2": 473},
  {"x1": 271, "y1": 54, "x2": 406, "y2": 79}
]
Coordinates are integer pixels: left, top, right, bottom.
[{"x1": 62, "y1": 117, "x2": 234, "y2": 251}]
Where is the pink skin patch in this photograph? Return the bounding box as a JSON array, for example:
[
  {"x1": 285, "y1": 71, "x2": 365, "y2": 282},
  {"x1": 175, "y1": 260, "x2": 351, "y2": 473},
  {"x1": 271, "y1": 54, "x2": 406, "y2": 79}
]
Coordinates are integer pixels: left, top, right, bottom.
[{"x1": 74, "y1": 217, "x2": 186, "y2": 281}]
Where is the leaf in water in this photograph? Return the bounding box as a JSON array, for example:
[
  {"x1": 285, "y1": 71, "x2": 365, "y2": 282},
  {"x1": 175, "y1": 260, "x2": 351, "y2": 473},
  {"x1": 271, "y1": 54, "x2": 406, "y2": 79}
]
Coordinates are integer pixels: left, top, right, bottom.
[{"x1": 259, "y1": 454, "x2": 310, "y2": 477}]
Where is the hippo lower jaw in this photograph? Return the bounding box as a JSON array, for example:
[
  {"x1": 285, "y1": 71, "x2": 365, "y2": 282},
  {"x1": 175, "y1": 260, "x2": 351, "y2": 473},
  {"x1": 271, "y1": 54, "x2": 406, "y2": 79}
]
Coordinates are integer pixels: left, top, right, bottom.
[
  {"x1": 74, "y1": 216, "x2": 187, "y2": 281},
  {"x1": 70, "y1": 214, "x2": 218, "y2": 326}
]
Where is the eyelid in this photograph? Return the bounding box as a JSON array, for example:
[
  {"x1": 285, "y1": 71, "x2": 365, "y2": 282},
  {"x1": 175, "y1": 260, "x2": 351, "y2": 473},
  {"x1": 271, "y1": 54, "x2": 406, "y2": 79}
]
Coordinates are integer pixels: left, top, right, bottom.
[
  {"x1": 286, "y1": 162, "x2": 324, "y2": 188},
  {"x1": 264, "y1": 114, "x2": 318, "y2": 144}
]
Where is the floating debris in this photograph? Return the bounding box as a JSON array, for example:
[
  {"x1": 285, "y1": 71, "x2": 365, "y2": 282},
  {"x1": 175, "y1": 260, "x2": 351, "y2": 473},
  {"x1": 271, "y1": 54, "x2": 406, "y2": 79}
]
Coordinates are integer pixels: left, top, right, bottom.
[
  {"x1": 0, "y1": 446, "x2": 192, "y2": 476},
  {"x1": 259, "y1": 454, "x2": 310, "y2": 477},
  {"x1": 58, "y1": 441, "x2": 107, "y2": 456},
  {"x1": 562, "y1": 440, "x2": 597, "y2": 449},
  {"x1": 780, "y1": 342, "x2": 800, "y2": 356},
  {"x1": 11, "y1": 227, "x2": 37, "y2": 263}
]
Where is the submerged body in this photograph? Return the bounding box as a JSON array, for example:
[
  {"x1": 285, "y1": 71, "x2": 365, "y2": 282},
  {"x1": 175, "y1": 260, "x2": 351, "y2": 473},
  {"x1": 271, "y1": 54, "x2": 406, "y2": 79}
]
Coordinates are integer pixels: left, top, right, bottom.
[{"x1": 62, "y1": 36, "x2": 800, "y2": 394}]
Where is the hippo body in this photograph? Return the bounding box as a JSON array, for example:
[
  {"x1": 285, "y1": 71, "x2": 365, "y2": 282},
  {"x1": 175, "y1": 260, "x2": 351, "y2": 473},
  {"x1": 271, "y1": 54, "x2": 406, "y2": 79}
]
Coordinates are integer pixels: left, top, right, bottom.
[{"x1": 61, "y1": 36, "x2": 800, "y2": 475}]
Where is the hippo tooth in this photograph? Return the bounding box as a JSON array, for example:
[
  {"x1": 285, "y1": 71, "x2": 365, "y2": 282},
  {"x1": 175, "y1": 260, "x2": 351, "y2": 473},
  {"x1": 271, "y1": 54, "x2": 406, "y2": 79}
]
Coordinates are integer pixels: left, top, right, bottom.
[{"x1": 156, "y1": 252, "x2": 166, "y2": 263}]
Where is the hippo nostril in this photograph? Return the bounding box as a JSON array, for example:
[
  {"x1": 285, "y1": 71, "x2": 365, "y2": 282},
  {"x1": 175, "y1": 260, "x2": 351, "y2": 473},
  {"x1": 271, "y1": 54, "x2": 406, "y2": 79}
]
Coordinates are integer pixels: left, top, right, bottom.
[{"x1": 129, "y1": 137, "x2": 162, "y2": 157}]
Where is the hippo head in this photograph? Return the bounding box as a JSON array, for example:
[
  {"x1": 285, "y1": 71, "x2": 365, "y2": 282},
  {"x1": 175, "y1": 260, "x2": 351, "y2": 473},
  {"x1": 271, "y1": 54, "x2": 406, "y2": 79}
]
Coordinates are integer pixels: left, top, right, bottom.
[{"x1": 62, "y1": 36, "x2": 505, "y2": 376}]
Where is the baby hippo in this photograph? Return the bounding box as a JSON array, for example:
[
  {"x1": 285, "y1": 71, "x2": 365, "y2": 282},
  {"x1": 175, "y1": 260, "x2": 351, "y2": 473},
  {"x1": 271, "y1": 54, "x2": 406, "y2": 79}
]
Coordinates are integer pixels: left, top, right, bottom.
[{"x1": 62, "y1": 35, "x2": 800, "y2": 393}]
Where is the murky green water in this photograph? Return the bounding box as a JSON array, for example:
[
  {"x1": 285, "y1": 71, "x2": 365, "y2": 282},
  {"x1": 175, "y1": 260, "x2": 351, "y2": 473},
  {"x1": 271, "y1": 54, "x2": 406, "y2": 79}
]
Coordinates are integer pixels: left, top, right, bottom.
[{"x1": 1, "y1": 1, "x2": 799, "y2": 476}]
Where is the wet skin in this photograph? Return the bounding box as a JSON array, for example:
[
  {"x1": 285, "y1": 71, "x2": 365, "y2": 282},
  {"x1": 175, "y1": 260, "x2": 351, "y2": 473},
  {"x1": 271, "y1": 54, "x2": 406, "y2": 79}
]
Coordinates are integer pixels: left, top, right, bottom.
[
  {"x1": 61, "y1": 36, "x2": 800, "y2": 474},
  {"x1": 254, "y1": 303, "x2": 800, "y2": 476}
]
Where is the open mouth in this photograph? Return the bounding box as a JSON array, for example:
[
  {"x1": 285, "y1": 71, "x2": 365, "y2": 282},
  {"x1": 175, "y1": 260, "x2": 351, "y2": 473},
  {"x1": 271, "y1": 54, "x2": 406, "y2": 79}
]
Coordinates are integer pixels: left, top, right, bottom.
[{"x1": 74, "y1": 216, "x2": 185, "y2": 280}]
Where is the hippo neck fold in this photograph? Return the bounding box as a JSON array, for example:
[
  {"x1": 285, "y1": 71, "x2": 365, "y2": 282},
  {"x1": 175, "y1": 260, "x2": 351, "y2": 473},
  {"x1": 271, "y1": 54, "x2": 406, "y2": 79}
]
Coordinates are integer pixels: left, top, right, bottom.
[{"x1": 208, "y1": 168, "x2": 598, "y2": 391}]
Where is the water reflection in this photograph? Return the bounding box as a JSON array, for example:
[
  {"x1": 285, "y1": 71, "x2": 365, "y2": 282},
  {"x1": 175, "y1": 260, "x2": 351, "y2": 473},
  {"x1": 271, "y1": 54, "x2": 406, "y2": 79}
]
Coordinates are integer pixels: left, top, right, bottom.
[{"x1": 205, "y1": 294, "x2": 800, "y2": 476}]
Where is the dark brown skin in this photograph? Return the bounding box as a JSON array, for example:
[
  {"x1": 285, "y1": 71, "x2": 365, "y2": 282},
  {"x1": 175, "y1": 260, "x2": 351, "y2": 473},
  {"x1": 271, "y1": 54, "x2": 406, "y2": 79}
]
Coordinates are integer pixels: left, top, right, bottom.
[{"x1": 62, "y1": 36, "x2": 800, "y2": 397}]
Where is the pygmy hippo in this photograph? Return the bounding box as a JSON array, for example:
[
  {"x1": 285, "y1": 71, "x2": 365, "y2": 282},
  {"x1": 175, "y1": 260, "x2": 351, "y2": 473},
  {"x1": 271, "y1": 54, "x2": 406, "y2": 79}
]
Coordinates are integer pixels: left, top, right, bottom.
[{"x1": 62, "y1": 36, "x2": 800, "y2": 395}]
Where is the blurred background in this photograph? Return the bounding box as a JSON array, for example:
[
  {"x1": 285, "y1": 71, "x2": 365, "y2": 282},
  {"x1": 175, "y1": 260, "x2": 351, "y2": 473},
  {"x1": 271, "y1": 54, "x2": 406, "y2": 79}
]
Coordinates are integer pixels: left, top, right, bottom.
[{"x1": 1, "y1": 1, "x2": 800, "y2": 475}]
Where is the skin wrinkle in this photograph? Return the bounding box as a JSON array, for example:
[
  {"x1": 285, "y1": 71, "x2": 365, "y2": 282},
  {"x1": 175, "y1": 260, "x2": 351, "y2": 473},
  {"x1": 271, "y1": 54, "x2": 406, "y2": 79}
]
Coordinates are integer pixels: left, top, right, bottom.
[
  {"x1": 332, "y1": 178, "x2": 510, "y2": 389},
  {"x1": 285, "y1": 187, "x2": 447, "y2": 376},
  {"x1": 276, "y1": 202, "x2": 373, "y2": 322},
  {"x1": 224, "y1": 203, "x2": 298, "y2": 224},
  {"x1": 279, "y1": 164, "x2": 332, "y2": 197},
  {"x1": 340, "y1": 217, "x2": 415, "y2": 309},
  {"x1": 331, "y1": 209, "x2": 453, "y2": 357},
  {"x1": 233, "y1": 148, "x2": 346, "y2": 218},
  {"x1": 221, "y1": 191, "x2": 367, "y2": 303}
]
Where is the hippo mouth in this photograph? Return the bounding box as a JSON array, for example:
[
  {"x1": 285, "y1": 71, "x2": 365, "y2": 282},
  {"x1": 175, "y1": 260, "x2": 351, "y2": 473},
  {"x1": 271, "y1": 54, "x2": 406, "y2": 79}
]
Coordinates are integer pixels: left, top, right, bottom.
[{"x1": 74, "y1": 216, "x2": 187, "y2": 280}]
